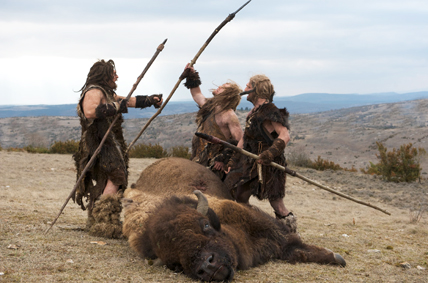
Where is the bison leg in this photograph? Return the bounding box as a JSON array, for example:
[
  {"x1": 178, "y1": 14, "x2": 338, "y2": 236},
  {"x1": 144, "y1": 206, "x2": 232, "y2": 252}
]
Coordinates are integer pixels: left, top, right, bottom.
[{"x1": 283, "y1": 234, "x2": 346, "y2": 267}]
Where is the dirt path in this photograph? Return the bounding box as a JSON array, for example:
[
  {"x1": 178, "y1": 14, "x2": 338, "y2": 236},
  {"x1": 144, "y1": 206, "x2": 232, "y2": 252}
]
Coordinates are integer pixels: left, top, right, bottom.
[{"x1": 0, "y1": 151, "x2": 427, "y2": 282}]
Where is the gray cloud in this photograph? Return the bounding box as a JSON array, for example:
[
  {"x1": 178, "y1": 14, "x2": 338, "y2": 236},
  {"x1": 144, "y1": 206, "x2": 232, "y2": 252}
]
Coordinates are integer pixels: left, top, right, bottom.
[{"x1": 0, "y1": 0, "x2": 427, "y2": 105}]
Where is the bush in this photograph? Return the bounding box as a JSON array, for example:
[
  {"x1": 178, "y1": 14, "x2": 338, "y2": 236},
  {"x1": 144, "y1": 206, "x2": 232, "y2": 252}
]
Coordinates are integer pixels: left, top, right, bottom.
[
  {"x1": 361, "y1": 142, "x2": 426, "y2": 182},
  {"x1": 309, "y1": 156, "x2": 343, "y2": 171},
  {"x1": 50, "y1": 140, "x2": 80, "y2": 154},
  {"x1": 170, "y1": 145, "x2": 191, "y2": 159},
  {"x1": 129, "y1": 143, "x2": 169, "y2": 158},
  {"x1": 287, "y1": 150, "x2": 312, "y2": 168},
  {"x1": 24, "y1": 145, "x2": 50, "y2": 154}
]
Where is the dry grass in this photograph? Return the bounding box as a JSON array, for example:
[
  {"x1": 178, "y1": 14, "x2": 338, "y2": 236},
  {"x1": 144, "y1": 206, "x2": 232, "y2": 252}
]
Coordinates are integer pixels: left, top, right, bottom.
[{"x1": 1, "y1": 151, "x2": 427, "y2": 282}]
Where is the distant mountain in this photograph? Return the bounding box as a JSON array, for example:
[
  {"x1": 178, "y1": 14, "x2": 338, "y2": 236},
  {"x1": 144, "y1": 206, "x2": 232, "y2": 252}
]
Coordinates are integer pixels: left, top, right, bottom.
[
  {"x1": 1, "y1": 91, "x2": 427, "y2": 118},
  {"x1": 238, "y1": 91, "x2": 428, "y2": 114}
]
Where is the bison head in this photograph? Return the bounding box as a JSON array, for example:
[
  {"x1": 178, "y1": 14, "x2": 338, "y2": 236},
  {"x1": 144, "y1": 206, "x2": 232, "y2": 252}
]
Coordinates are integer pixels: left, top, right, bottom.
[{"x1": 137, "y1": 190, "x2": 237, "y2": 282}]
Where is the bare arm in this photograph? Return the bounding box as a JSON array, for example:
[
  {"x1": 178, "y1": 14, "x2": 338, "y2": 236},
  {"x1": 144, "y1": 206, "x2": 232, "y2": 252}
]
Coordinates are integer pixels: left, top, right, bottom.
[
  {"x1": 225, "y1": 111, "x2": 243, "y2": 142},
  {"x1": 257, "y1": 120, "x2": 290, "y2": 164},
  {"x1": 270, "y1": 121, "x2": 290, "y2": 145},
  {"x1": 82, "y1": 89, "x2": 104, "y2": 119},
  {"x1": 116, "y1": 95, "x2": 136, "y2": 107},
  {"x1": 184, "y1": 63, "x2": 206, "y2": 107},
  {"x1": 216, "y1": 109, "x2": 244, "y2": 174}
]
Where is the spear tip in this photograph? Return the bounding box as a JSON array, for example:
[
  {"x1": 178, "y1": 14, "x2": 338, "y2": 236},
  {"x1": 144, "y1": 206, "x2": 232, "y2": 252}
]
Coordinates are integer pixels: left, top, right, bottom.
[
  {"x1": 232, "y1": 0, "x2": 252, "y2": 16},
  {"x1": 162, "y1": 38, "x2": 168, "y2": 44}
]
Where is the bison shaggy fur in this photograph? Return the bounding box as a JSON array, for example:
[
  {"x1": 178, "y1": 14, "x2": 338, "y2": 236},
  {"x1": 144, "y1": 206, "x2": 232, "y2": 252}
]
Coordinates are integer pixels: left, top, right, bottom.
[
  {"x1": 133, "y1": 157, "x2": 233, "y2": 199},
  {"x1": 123, "y1": 157, "x2": 346, "y2": 282}
]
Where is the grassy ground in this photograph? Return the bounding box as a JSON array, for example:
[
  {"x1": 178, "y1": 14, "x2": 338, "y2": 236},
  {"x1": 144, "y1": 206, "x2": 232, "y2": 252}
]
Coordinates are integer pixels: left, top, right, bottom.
[{"x1": 0, "y1": 151, "x2": 427, "y2": 282}]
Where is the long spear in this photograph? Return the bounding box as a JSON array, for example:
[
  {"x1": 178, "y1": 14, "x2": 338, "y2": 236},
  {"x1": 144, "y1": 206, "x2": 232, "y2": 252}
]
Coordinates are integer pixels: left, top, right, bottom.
[
  {"x1": 45, "y1": 39, "x2": 167, "y2": 234},
  {"x1": 195, "y1": 132, "x2": 391, "y2": 216},
  {"x1": 126, "y1": 0, "x2": 252, "y2": 153}
]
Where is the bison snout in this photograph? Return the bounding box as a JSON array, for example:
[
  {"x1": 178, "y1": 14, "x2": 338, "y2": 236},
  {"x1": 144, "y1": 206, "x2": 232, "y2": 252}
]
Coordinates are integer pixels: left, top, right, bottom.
[{"x1": 196, "y1": 252, "x2": 234, "y2": 282}]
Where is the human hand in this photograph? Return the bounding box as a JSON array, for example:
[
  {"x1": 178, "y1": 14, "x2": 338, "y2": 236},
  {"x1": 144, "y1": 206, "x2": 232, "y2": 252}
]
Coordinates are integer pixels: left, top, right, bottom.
[
  {"x1": 149, "y1": 94, "x2": 163, "y2": 108},
  {"x1": 213, "y1": 161, "x2": 225, "y2": 171},
  {"x1": 258, "y1": 150, "x2": 274, "y2": 165}
]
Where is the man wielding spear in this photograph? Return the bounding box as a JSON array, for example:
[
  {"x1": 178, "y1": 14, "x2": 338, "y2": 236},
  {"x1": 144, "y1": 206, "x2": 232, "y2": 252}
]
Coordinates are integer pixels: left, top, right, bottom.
[
  {"x1": 73, "y1": 59, "x2": 162, "y2": 238},
  {"x1": 227, "y1": 74, "x2": 296, "y2": 231},
  {"x1": 182, "y1": 63, "x2": 243, "y2": 181}
]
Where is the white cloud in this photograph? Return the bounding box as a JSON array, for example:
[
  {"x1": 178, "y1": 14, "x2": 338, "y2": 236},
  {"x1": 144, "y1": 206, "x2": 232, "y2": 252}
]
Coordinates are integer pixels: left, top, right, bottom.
[{"x1": 0, "y1": 0, "x2": 428, "y2": 105}]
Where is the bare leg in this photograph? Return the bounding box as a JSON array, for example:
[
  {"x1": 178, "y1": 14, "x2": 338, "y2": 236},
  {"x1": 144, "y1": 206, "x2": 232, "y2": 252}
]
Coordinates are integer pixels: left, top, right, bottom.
[
  {"x1": 103, "y1": 179, "x2": 119, "y2": 195},
  {"x1": 235, "y1": 183, "x2": 252, "y2": 204},
  {"x1": 269, "y1": 198, "x2": 290, "y2": 218}
]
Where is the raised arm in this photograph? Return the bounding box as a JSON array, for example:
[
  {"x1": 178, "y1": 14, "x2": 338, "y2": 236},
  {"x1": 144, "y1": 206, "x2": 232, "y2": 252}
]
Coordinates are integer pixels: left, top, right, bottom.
[{"x1": 183, "y1": 63, "x2": 207, "y2": 107}]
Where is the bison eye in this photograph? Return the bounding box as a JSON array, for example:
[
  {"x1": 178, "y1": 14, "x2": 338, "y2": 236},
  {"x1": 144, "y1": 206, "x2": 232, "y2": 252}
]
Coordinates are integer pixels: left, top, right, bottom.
[{"x1": 200, "y1": 219, "x2": 212, "y2": 233}]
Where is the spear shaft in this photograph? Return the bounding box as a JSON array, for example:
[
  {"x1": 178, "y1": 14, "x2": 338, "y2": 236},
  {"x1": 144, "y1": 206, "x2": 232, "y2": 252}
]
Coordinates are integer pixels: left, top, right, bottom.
[
  {"x1": 45, "y1": 39, "x2": 167, "y2": 234},
  {"x1": 126, "y1": 0, "x2": 252, "y2": 153},
  {"x1": 195, "y1": 132, "x2": 391, "y2": 216}
]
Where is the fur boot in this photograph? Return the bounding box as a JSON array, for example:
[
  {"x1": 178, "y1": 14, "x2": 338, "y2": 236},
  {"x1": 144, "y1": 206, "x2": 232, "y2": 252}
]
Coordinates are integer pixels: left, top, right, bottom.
[
  {"x1": 89, "y1": 193, "x2": 123, "y2": 239},
  {"x1": 86, "y1": 210, "x2": 95, "y2": 230}
]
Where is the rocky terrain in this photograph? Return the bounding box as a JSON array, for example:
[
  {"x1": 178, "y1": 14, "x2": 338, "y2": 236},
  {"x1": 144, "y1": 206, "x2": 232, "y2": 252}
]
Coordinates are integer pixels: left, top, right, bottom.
[{"x1": 1, "y1": 98, "x2": 428, "y2": 174}]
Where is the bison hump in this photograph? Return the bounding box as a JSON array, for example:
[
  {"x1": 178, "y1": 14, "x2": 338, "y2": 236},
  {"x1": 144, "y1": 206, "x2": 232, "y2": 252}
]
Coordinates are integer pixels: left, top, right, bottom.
[{"x1": 133, "y1": 157, "x2": 233, "y2": 200}]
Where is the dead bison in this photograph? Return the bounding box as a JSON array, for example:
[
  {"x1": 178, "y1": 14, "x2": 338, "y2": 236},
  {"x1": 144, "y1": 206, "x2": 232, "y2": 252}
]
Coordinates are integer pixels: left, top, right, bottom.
[
  {"x1": 123, "y1": 158, "x2": 345, "y2": 282},
  {"x1": 132, "y1": 157, "x2": 233, "y2": 200}
]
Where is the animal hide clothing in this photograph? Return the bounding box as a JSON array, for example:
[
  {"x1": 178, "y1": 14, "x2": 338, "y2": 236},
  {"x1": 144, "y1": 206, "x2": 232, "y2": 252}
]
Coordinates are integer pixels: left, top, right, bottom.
[
  {"x1": 135, "y1": 94, "x2": 162, "y2": 109},
  {"x1": 191, "y1": 111, "x2": 233, "y2": 180},
  {"x1": 95, "y1": 99, "x2": 128, "y2": 119},
  {"x1": 182, "y1": 69, "x2": 202, "y2": 89},
  {"x1": 89, "y1": 193, "x2": 123, "y2": 239},
  {"x1": 73, "y1": 85, "x2": 129, "y2": 213},
  {"x1": 239, "y1": 102, "x2": 290, "y2": 201}
]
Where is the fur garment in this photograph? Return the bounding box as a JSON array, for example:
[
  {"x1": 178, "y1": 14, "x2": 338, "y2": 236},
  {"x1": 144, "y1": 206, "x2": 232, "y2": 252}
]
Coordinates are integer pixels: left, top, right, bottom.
[
  {"x1": 73, "y1": 85, "x2": 129, "y2": 214},
  {"x1": 239, "y1": 103, "x2": 290, "y2": 201},
  {"x1": 89, "y1": 193, "x2": 123, "y2": 239}
]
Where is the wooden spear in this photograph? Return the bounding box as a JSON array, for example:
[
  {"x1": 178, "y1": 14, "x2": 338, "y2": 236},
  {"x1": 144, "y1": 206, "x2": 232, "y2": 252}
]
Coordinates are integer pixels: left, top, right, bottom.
[
  {"x1": 195, "y1": 132, "x2": 392, "y2": 216},
  {"x1": 126, "y1": 0, "x2": 252, "y2": 153},
  {"x1": 44, "y1": 39, "x2": 167, "y2": 234}
]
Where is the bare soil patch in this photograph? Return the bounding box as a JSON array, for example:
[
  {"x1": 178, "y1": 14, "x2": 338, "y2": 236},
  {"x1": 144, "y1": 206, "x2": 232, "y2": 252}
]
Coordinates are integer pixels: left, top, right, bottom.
[{"x1": 1, "y1": 151, "x2": 427, "y2": 282}]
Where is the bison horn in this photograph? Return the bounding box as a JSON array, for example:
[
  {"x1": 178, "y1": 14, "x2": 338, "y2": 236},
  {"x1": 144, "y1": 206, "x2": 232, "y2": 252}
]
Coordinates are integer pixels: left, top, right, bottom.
[{"x1": 193, "y1": 190, "x2": 209, "y2": 216}]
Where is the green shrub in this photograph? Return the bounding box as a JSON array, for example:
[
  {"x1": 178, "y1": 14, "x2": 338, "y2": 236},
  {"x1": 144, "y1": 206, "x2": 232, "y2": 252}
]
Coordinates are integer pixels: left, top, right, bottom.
[
  {"x1": 50, "y1": 140, "x2": 80, "y2": 154},
  {"x1": 170, "y1": 145, "x2": 191, "y2": 159},
  {"x1": 24, "y1": 145, "x2": 50, "y2": 154},
  {"x1": 361, "y1": 142, "x2": 426, "y2": 182},
  {"x1": 129, "y1": 143, "x2": 169, "y2": 158}
]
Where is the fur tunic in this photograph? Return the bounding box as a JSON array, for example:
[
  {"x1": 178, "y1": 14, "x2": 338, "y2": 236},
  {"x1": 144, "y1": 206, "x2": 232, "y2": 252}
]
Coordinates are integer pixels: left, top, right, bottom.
[
  {"x1": 191, "y1": 111, "x2": 230, "y2": 179},
  {"x1": 73, "y1": 85, "x2": 129, "y2": 211},
  {"x1": 240, "y1": 103, "x2": 290, "y2": 201}
]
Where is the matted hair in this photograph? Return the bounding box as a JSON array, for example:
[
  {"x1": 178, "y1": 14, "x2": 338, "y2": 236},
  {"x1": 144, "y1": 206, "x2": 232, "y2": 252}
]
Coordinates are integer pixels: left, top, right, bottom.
[
  {"x1": 250, "y1": 74, "x2": 275, "y2": 101},
  {"x1": 79, "y1": 59, "x2": 117, "y2": 93},
  {"x1": 196, "y1": 81, "x2": 242, "y2": 125}
]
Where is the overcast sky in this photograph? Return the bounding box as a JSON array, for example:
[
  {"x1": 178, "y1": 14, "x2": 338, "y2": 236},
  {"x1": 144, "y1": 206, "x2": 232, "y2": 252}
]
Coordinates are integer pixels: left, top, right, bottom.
[{"x1": 1, "y1": 0, "x2": 427, "y2": 105}]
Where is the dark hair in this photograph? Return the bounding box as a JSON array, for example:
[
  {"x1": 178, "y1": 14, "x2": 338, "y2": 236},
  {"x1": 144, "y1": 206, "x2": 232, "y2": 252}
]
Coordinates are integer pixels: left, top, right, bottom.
[{"x1": 79, "y1": 59, "x2": 117, "y2": 93}]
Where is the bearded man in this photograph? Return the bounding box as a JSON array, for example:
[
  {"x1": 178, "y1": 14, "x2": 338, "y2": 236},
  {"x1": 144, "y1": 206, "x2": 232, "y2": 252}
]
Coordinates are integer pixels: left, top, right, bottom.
[
  {"x1": 73, "y1": 59, "x2": 162, "y2": 238},
  {"x1": 183, "y1": 64, "x2": 243, "y2": 181},
  {"x1": 228, "y1": 74, "x2": 296, "y2": 230}
]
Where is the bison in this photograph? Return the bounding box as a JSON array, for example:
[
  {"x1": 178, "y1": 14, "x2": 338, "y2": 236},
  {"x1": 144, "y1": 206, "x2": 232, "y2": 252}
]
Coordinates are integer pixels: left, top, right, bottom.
[{"x1": 123, "y1": 157, "x2": 346, "y2": 282}]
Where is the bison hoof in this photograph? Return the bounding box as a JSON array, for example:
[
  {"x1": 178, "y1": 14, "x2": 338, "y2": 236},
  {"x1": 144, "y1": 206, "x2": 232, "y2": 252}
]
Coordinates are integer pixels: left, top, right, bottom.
[{"x1": 334, "y1": 253, "x2": 346, "y2": 267}]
